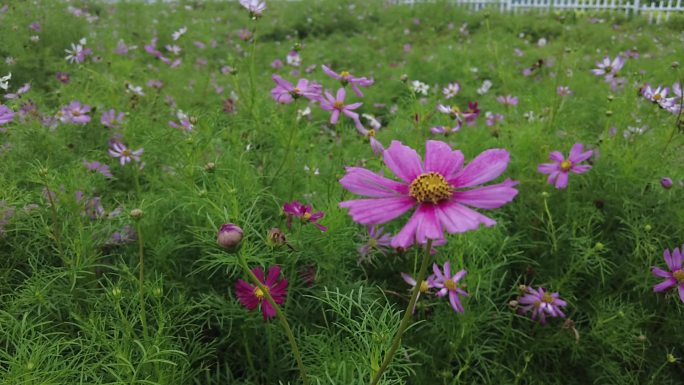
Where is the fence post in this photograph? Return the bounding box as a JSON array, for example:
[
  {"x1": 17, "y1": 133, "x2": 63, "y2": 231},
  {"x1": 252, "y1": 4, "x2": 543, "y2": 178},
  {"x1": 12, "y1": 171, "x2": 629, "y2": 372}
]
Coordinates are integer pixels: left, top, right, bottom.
[{"x1": 633, "y1": 0, "x2": 640, "y2": 15}]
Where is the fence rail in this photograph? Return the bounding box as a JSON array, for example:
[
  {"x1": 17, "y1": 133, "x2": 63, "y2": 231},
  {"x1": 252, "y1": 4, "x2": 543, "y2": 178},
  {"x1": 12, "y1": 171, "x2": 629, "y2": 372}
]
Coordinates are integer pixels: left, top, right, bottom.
[{"x1": 391, "y1": 0, "x2": 684, "y2": 23}]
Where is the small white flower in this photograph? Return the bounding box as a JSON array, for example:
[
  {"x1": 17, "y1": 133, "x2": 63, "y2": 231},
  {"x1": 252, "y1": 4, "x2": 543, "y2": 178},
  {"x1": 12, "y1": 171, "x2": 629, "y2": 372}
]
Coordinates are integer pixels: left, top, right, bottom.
[
  {"x1": 172, "y1": 26, "x2": 187, "y2": 41},
  {"x1": 30, "y1": 35, "x2": 40, "y2": 42},
  {"x1": 0, "y1": 73, "x2": 11, "y2": 90},
  {"x1": 476, "y1": 79, "x2": 492, "y2": 95},
  {"x1": 126, "y1": 83, "x2": 145, "y2": 97},
  {"x1": 362, "y1": 113, "x2": 381, "y2": 130},
  {"x1": 297, "y1": 106, "x2": 312, "y2": 120},
  {"x1": 410, "y1": 80, "x2": 429, "y2": 95},
  {"x1": 5, "y1": 57, "x2": 15, "y2": 65}
]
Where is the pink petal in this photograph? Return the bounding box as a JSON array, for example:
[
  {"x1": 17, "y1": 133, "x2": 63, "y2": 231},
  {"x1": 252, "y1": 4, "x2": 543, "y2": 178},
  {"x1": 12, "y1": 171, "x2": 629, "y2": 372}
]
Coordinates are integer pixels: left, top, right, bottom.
[
  {"x1": 554, "y1": 172, "x2": 569, "y2": 189},
  {"x1": 449, "y1": 291, "x2": 464, "y2": 313},
  {"x1": 401, "y1": 272, "x2": 417, "y2": 286},
  {"x1": 434, "y1": 201, "x2": 496, "y2": 234},
  {"x1": 330, "y1": 109, "x2": 340, "y2": 124},
  {"x1": 270, "y1": 278, "x2": 288, "y2": 303},
  {"x1": 423, "y1": 140, "x2": 464, "y2": 180},
  {"x1": 652, "y1": 267, "x2": 672, "y2": 278},
  {"x1": 537, "y1": 163, "x2": 558, "y2": 174},
  {"x1": 450, "y1": 149, "x2": 510, "y2": 188},
  {"x1": 672, "y1": 247, "x2": 683, "y2": 269},
  {"x1": 452, "y1": 179, "x2": 519, "y2": 209},
  {"x1": 261, "y1": 300, "x2": 276, "y2": 319},
  {"x1": 266, "y1": 265, "x2": 281, "y2": 286},
  {"x1": 549, "y1": 151, "x2": 565, "y2": 162},
  {"x1": 253, "y1": 267, "x2": 265, "y2": 283},
  {"x1": 571, "y1": 165, "x2": 591, "y2": 174},
  {"x1": 336, "y1": 87, "x2": 346, "y2": 101},
  {"x1": 391, "y1": 209, "x2": 422, "y2": 248},
  {"x1": 339, "y1": 197, "x2": 415, "y2": 225},
  {"x1": 679, "y1": 285, "x2": 684, "y2": 303},
  {"x1": 383, "y1": 141, "x2": 423, "y2": 183},
  {"x1": 339, "y1": 167, "x2": 408, "y2": 197},
  {"x1": 568, "y1": 143, "x2": 593, "y2": 163},
  {"x1": 654, "y1": 279, "x2": 676, "y2": 292},
  {"x1": 346, "y1": 102, "x2": 363, "y2": 110},
  {"x1": 414, "y1": 204, "x2": 443, "y2": 244}
]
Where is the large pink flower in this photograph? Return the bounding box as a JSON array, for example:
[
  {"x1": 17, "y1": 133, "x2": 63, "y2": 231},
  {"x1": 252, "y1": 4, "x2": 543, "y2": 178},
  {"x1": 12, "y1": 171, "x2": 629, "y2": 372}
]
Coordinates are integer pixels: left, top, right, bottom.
[{"x1": 339, "y1": 140, "x2": 518, "y2": 248}]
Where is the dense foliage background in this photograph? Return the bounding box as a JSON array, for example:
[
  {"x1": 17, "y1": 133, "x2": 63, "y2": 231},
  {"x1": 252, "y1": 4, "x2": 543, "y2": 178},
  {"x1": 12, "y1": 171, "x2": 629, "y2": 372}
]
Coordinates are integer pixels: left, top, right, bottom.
[{"x1": 0, "y1": 0, "x2": 683, "y2": 384}]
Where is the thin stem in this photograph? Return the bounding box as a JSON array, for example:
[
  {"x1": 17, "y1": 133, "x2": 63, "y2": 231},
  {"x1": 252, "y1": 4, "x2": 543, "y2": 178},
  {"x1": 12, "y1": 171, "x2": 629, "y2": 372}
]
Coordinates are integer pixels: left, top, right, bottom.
[
  {"x1": 42, "y1": 179, "x2": 65, "y2": 260},
  {"x1": 136, "y1": 220, "x2": 148, "y2": 339},
  {"x1": 370, "y1": 239, "x2": 433, "y2": 385},
  {"x1": 238, "y1": 254, "x2": 308, "y2": 385}
]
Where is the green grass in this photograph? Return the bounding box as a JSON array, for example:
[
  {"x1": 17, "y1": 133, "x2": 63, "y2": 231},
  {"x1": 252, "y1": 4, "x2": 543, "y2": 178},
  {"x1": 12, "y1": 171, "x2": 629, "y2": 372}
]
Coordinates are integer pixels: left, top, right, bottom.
[{"x1": 0, "y1": 0, "x2": 683, "y2": 384}]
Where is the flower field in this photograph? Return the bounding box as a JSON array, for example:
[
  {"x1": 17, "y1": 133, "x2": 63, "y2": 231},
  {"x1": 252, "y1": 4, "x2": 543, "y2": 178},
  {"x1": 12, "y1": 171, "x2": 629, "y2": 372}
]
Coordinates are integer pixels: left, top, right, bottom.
[{"x1": 1, "y1": 1, "x2": 683, "y2": 384}]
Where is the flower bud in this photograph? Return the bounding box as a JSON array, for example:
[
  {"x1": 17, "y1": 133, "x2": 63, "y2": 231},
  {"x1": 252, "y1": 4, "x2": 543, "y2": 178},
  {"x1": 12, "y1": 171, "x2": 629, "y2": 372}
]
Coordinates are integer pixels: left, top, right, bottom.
[
  {"x1": 400, "y1": 74, "x2": 408, "y2": 83},
  {"x1": 267, "y1": 227, "x2": 286, "y2": 246},
  {"x1": 217, "y1": 223, "x2": 243, "y2": 249},
  {"x1": 130, "y1": 208, "x2": 143, "y2": 219},
  {"x1": 660, "y1": 177, "x2": 673, "y2": 189},
  {"x1": 672, "y1": 61, "x2": 680, "y2": 69},
  {"x1": 204, "y1": 162, "x2": 216, "y2": 172}
]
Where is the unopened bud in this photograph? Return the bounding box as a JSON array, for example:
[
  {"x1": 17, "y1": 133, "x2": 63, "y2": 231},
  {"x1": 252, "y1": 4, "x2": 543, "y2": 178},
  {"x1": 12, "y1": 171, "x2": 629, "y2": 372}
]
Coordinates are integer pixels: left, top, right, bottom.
[
  {"x1": 400, "y1": 74, "x2": 408, "y2": 83},
  {"x1": 204, "y1": 162, "x2": 216, "y2": 172},
  {"x1": 130, "y1": 208, "x2": 143, "y2": 219},
  {"x1": 661, "y1": 177, "x2": 673, "y2": 189},
  {"x1": 217, "y1": 223, "x2": 243, "y2": 250},
  {"x1": 605, "y1": 110, "x2": 613, "y2": 117},
  {"x1": 672, "y1": 61, "x2": 680, "y2": 69},
  {"x1": 267, "y1": 227, "x2": 286, "y2": 246}
]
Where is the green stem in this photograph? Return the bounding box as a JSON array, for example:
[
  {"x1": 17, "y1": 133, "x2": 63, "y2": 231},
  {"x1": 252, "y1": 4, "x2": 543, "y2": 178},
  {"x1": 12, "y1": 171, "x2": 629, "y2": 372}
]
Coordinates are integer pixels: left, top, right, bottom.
[
  {"x1": 42, "y1": 179, "x2": 65, "y2": 261},
  {"x1": 238, "y1": 254, "x2": 308, "y2": 385},
  {"x1": 370, "y1": 239, "x2": 433, "y2": 385},
  {"x1": 136, "y1": 220, "x2": 148, "y2": 339}
]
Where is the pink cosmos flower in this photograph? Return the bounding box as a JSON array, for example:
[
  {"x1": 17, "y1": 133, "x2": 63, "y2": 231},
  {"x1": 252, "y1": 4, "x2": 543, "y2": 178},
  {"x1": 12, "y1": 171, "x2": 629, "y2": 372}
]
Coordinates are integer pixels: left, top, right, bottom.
[
  {"x1": 270, "y1": 74, "x2": 322, "y2": 104},
  {"x1": 321, "y1": 65, "x2": 374, "y2": 97},
  {"x1": 101, "y1": 109, "x2": 125, "y2": 128},
  {"x1": 283, "y1": 201, "x2": 327, "y2": 232},
  {"x1": 485, "y1": 111, "x2": 504, "y2": 126},
  {"x1": 339, "y1": 140, "x2": 519, "y2": 248},
  {"x1": 319, "y1": 88, "x2": 364, "y2": 130},
  {"x1": 442, "y1": 82, "x2": 461, "y2": 99},
  {"x1": 65, "y1": 41, "x2": 92, "y2": 64},
  {"x1": 358, "y1": 226, "x2": 393, "y2": 258},
  {"x1": 518, "y1": 286, "x2": 568, "y2": 325},
  {"x1": 496, "y1": 95, "x2": 519, "y2": 106},
  {"x1": 239, "y1": 0, "x2": 266, "y2": 18},
  {"x1": 83, "y1": 160, "x2": 113, "y2": 179},
  {"x1": 641, "y1": 84, "x2": 676, "y2": 110},
  {"x1": 652, "y1": 245, "x2": 684, "y2": 303},
  {"x1": 0, "y1": 105, "x2": 14, "y2": 125},
  {"x1": 556, "y1": 86, "x2": 572, "y2": 96},
  {"x1": 58, "y1": 101, "x2": 91, "y2": 124},
  {"x1": 463, "y1": 102, "x2": 480, "y2": 125},
  {"x1": 591, "y1": 55, "x2": 625, "y2": 80},
  {"x1": 235, "y1": 266, "x2": 288, "y2": 320},
  {"x1": 401, "y1": 271, "x2": 436, "y2": 313},
  {"x1": 356, "y1": 123, "x2": 384, "y2": 155},
  {"x1": 56, "y1": 72, "x2": 70, "y2": 84},
  {"x1": 108, "y1": 142, "x2": 144, "y2": 166},
  {"x1": 430, "y1": 262, "x2": 468, "y2": 313},
  {"x1": 537, "y1": 143, "x2": 593, "y2": 189}
]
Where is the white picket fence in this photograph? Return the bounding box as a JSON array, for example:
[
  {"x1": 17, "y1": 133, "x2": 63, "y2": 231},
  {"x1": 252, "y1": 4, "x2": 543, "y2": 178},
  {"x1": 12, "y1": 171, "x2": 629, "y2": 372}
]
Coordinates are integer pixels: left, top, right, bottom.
[{"x1": 392, "y1": 0, "x2": 684, "y2": 23}]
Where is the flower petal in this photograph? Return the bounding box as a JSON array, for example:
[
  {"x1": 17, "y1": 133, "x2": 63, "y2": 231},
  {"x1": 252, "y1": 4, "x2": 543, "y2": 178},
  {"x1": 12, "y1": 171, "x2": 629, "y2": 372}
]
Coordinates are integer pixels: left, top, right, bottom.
[
  {"x1": 434, "y1": 201, "x2": 496, "y2": 234},
  {"x1": 538, "y1": 163, "x2": 558, "y2": 174},
  {"x1": 266, "y1": 265, "x2": 281, "y2": 286},
  {"x1": 554, "y1": 171, "x2": 569, "y2": 189},
  {"x1": 339, "y1": 197, "x2": 415, "y2": 225},
  {"x1": 652, "y1": 267, "x2": 672, "y2": 278},
  {"x1": 452, "y1": 179, "x2": 519, "y2": 209},
  {"x1": 568, "y1": 143, "x2": 593, "y2": 163},
  {"x1": 450, "y1": 149, "x2": 510, "y2": 188},
  {"x1": 654, "y1": 278, "x2": 676, "y2": 292},
  {"x1": 424, "y1": 140, "x2": 464, "y2": 180},
  {"x1": 261, "y1": 300, "x2": 276, "y2": 320},
  {"x1": 383, "y1": 141, "x2": 424, "y2": 183}
]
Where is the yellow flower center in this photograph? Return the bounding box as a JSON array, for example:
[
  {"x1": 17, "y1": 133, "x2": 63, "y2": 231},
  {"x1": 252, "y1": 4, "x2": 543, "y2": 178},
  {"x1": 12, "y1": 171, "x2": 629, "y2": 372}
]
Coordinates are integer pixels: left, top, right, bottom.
[
  {"x1": 72, "y1": 110, "x2": 81, "y2": 116},
  {"x1": 443, "y1": 279, "x2": 457, "y2": 291},
  {"x1": 419, "y1": 280, "x2": 429, "y2": 293},
  {"x1": 674, "y1": 270, "x2": 684, "y2": 284},
  {"x1": 654, "y1": 93, "x2": 662, "y2": 101},
  {"x1": 122, "y1": 149, "x2": 132, "y2": 157},
  {"x1": 367, "y1": 129, "x2": 376, "y2": 138},
  {"x1": 450, "y1": 106, "x2": 461, "y2": 115},
  {"x1": 409, "y1": 172, "x2": 453, "y2": 204},
  {"x1": 340, "y1": 70, "x2": 351, "y2": 78},
  {"x1": 254, "y1": 285, "x2": 269, "y2": 300},
  {"x1": 541, "y1": 292, "x2": 554, "y2": 303},
  {"x1": 368, "y1": 238, "x2": 378, "y2": 247},
  {"x1": 302, "y1": 212, "x2": 312, "y2": 221},
  {"x1": 605, "y1": 66, "x2": 612, "y2": 73},
  {"x1": 333, "y1": 101, "x2": 345, "y2": 109},
  {"x1": 292, "y1": 87, "x2": 301, "y2": 94},
  {"x1": 560, "y1": 160, "x2": 572, "y2": 171}
]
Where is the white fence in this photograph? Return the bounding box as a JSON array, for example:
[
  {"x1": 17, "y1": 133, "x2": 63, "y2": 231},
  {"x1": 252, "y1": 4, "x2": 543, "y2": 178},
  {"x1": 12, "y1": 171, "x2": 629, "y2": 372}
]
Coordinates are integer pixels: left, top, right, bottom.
[{"x1": 392, "y1": 0, "x2": 684, "y2": 23}]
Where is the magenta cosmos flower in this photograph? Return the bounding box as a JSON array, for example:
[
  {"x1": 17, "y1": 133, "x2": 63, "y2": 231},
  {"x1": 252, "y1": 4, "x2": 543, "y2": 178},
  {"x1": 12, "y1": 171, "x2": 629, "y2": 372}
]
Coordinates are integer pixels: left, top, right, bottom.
[
  {"x1": 401, "y1": 271, "x2": 436, "y2": 313},
  {"x1": 430, "y1": 262, "x2": 468, "y2": 313},
  {"x1": 319, "y1": 88, "x2": 363, "y2": 130},
  {"x1": 283, "y1": 201, "x2": 327, "y2": 232},
  {"x1": 108, "y1": 142, "x2": 144, "y2": 166},
  {"x1": 652, "y1": 245, "x2": 684, "y2": 303},
  {"x1": 59, "y1": 101, "x2": 91, "y2": 124},
  {"x1": 321, "y1": 65, "x2": 374, "y2": 97},
  {"x1": 271, "y1": 74, "x2": 321, "y2": 104},
  {"x1": 518, "y1": 286, "x2": 567, "y2": 325},
  {"x1": 235, "y1": 265, "x2": 288, "y2": 320},
  {"x1": 591, "y1": 55, "x2": 625, "y2": 80},
  {"x1": 339, "y1": 140, "x2": 519, "y2": 248},
  {"x1": 537, "y1": 143, "x2": 593, "y2": 189}
]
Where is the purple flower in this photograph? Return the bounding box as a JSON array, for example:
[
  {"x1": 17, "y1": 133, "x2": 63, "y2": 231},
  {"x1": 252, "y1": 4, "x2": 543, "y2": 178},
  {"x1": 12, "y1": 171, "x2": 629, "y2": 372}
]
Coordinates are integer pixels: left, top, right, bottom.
[
  {"x1": 319, "y1": 88, "x2": 364, "y2": 130},
  {"x1": 29, "y1": 22, "x2": 41, "y2": 32},
  {"x1": 430, "y1": 262, "x2": 468, "y2": 313},
  {"x1": 339, "y1": 140, "x2": 519, "y2": 248},
  {"x1": 537, "y1": 143, "x2": 593, "y2": 189},
  {"x1": 4, "y1": 83, "x2": 31, "y2": 100},
  {"x1": 283, "y1": 201, "x2": 327, "y2": 232},
  {"x1": 591, "y1": 55, "x2": 625, "y2": 80},
  {"x1": 270, "y1": 74, "x2": 322, "y2": 104},
  {"x1": 496, "y1": 95, "x2": 519, "y2": 106},
  {"x1": 321, "y1": 65, "x2": 374, "y2": 97},
  {"x1": 235, "y1": 266, "x2": 288, "y2": 321},
  {"x1": 652, "y1": 245, "x2": 684, "y2": 303},
  {"x1": 56, "y1": 72, "x2": 70, "y2": 84},
  {"x1": 401, "y1": 271, "x2": 435, "y2": 313},
  {"x1": 108, "y1": 225, "x2": 137, "y2": 245},
  {"x1": 442, "y1": 82, "x2": 461, "y2": 99},
  {"x1": 661, "y1": 177, "x2": 673, "y2": 189},
  {"x1": 83, "y1": 159, "x2": 114, "y2": 178},
  {"x1": 115, "y1": 40, "x2": 136, "y2": 55},
  {"x1": 358, "y1": 226, "x2": 393, "y2": 258},
  {"x1": 430, "y1": 125, "x2": 460, "y2": 135},
  {"x1": 485, "y1": 112, "x2": 504, "y2": 126},
  {"x1": 518, "y1": 286, "x2": 568, "y2": 325},
  {"x1": 101, "y1": 109, "x2": 125, "y2": 128},
  {"x1": 108, "y1": 142, "x2": 143, "y2": 166},
  {"x1": 64, "y1": 40, "x2": 92, "y2": 64},
  {"x1": 556, "y1": 86, "x2": 572, "y2": 96},
  {"x1": 0, "y1": 105, "x2": 14, "y2": 126},
  {"x1": 58, "y1": 101, "x2": 91, "y2": 124},
  {"x1": 239, "y1": 0, "x2": 266, "y2": 18},
  {"x1": 168, "y1": 110, "x2": 194, "y2": 132},
  {"x1": 271, "y1": 59, "x2": 284, "y2": 69}
]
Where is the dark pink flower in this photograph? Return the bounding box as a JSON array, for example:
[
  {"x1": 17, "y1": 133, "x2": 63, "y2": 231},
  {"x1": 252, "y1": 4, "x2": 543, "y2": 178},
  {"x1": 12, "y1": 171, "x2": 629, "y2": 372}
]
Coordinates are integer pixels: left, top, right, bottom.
[
  {"x1": 321, "y1": 65, "x2": 374, "y2": 97},
  {"x1": 339, "y1": 140, "x2": 518, "y2": 248},
  {"x1": 652, "y1": 245, "x2": 684, "y2": 303},
  {"x1": 283, "y1": 201, "x2": 327, "y2": 232},
  {"x1": 537, "y1": 143, "x2": 593, "y2": 189},
  {"x1": 518, "y1": 286, "x2": 568, "y2": 325},
  {"x1": 235, "y1": 266, "x2": 288, "y2": 320}
]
